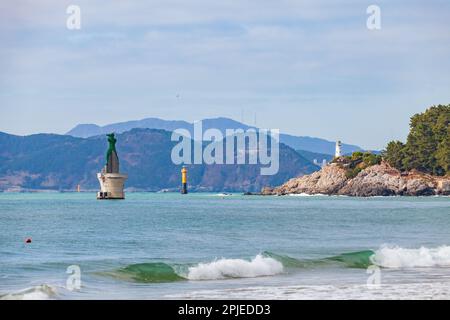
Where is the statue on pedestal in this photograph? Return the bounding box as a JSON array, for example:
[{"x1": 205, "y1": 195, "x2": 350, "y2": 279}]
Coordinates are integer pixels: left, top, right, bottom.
[{"x1": 97, "y1": 133, "x2": 127, "y2": 200}]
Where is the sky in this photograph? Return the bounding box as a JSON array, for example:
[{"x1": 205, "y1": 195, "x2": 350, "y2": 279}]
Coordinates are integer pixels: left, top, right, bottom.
[{"x1": 0, "y1": 0, "x2": 449, "y2": 150}]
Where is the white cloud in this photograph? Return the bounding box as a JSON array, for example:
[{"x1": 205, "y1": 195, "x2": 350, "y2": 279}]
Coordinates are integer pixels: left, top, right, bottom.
[{"x1": 0, "y1": 0, "x2": 449, "y2": 149}]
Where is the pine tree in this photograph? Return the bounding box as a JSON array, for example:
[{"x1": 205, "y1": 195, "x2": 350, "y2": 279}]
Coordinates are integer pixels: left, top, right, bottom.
[
  {"x1": 384, "y1": 141, "x2": 405, "y2": 170},
  {"x1": 383, "y1": 104, "x2": 449, "y2": 176}
]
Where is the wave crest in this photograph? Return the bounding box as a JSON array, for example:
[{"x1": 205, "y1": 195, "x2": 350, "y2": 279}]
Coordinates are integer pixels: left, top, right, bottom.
[
  {"x1": 0, "y1": 284, "x2": 57, "y2": 300},
  {"x1": 104, "y1": 245, "x2": 450, "y2": 284},
  {"x1": 112, "y1": 255, "x2": 284, "y2": 283},
  {"x1": 373, "y1": 245, "x2": 450, "y2": 268},
  {"x1": 187, "y1": 254, "x2": 283, "y2": 280}
]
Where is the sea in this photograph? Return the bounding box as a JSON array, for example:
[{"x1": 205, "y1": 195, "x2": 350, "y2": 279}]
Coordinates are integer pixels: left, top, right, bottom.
[{"x1": 0, "y1": 192, "x2": 449, "y2": 300}]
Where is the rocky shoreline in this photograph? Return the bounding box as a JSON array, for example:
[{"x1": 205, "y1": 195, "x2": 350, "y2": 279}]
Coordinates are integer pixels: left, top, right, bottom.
[{"x1": 262, "y1": 162, "x2": 450, "y2": 197}]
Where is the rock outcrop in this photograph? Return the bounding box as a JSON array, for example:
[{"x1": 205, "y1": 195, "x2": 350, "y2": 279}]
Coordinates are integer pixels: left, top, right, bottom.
[{"x1": 265, "y1": 162, "x2": 450, "y2": 197}]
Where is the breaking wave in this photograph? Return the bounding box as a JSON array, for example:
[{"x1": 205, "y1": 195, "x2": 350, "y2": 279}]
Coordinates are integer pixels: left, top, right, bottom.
[
  {"x1": 0, "y1": 284, "x2": 57, "y2": 300},
  {"x1": 187, "y1": 254, "x2": 283, "y2": 280},
  {"x1": 372, "y1": 245, "x2": 450, "y2": 268},
  {"x1": 105, "y1": 255, "x2": 284, "y2": 283},
  {"x1": 104, "y1": 251, "x2": 372, "y2": 283},
  {"x1": 103, "y1": 245, "x2": 450, "y2": 283}
]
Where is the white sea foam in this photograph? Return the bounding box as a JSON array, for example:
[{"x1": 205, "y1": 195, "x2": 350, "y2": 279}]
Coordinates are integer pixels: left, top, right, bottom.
[
  {"x1": 187, "y1": 254, "x2": 283, "y2": 280},
  {"x1": 0, "y1": 284, "x2": 57, "y2": 300},
  {"x1": 373, "y1": 245, "x2": 450, "y2": 268}
]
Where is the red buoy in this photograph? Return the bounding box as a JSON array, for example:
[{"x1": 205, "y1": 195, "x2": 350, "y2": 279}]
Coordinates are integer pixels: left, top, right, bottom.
[{"x1": 25, "y1": 238, "x2": 32, "y2": 244}]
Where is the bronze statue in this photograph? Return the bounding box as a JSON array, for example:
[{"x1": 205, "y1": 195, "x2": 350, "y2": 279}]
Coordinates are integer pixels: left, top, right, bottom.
[{"x1": 106, "y1": 133, "x2": 119, "y2": 173}]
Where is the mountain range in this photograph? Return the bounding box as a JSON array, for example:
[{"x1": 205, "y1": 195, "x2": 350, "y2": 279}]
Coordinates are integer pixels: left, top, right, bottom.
[
  {"x1": 0, "y1": 129, "x2": 319, "y2": 192},
  {"x1": 67, "y1": 117, "x2": 362, "y2": 155}
]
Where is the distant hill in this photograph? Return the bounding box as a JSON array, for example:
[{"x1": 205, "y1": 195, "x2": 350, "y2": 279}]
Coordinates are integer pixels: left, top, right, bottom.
[
  {"x1": 67, "y1": 118, "x2": 192, "y2": 138},
  {"x1": 0, "y1": 129, "x2": 319, "y2": 192},
  {"x1": 66, "y1": 117, "x2": 362, "y2": 155}
]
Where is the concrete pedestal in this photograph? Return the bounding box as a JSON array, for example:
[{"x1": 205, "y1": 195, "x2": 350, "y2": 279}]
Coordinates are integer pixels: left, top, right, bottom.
[{"x1": 97, "y1": 173, "x2": 128, "y2": 200}]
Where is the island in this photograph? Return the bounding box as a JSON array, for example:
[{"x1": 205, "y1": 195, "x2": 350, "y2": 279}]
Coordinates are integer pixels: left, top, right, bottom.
[{"x1": 263, "y1": 105, "x2": 450, "y2": 197}]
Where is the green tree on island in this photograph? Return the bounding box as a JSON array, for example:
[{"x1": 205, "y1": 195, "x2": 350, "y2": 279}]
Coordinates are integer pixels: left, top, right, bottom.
[
  {"x1": 383, "y1": 104, "x2": 449, "y2": 176},
  {"x1": 384, "y1": 141, "x2": 405, "y2": 171}
]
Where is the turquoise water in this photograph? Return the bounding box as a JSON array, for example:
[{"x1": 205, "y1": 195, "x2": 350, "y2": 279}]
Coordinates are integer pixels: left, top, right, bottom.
[{"x1": 0, "y1": 193, "x2": 449, "y2": 299}]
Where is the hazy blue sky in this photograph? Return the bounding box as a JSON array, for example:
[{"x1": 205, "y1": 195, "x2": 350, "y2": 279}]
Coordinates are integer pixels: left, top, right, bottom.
[{"x1": 1, "y1": 0, "x2": 449, "y2": 149}]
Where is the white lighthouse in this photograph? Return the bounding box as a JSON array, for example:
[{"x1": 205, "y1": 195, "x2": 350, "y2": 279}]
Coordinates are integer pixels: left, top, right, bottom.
[
  {"x1": 97, "y1": 133, "x2": 128, "y2": 200},
  {"x1": 335, "y1": 140, "x2": 342, "y2": 158}
]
